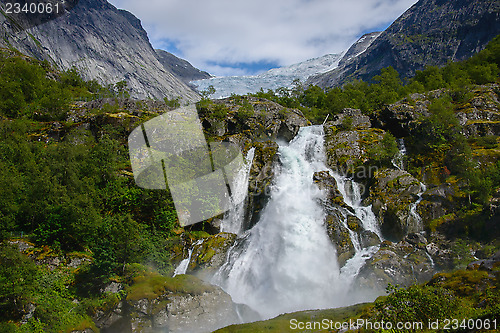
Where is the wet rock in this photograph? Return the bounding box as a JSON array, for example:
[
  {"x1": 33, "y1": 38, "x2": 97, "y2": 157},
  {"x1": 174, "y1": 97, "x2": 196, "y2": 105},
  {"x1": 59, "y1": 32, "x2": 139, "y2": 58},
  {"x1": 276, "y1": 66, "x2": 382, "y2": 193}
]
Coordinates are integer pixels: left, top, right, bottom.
[
  {"x1": 313, "y1": 170, "x2": 350, "y2": 210},
  {"x1": 467, "y1": 250, "x2": 500, "y2": 272},
  {"x1": 245, "y1": 141, "x2": 280, "y2": 229},
  {"x1": 366, "y1": 168, "x2": 423, "y2": 241},
  {"x1": 405, "y1": 233, "x2": 428, "y2": 248},
  {"x1": 356, "y1": 240, "x2": 435, "y2": 290},
  {"x1": 325, "y1": 214, "x2": 356, "y2": 267},
  {"x1": 121, "y1": 275, "x2": 243, "y2": 333},
  {"x1": 360, "y1": 230, "x2": 381, "y2": 248},
  {"x1": 347, "y1": 215, "x2": 362, "y2": 232},
  {"x1": 187, "y1": 233, "x2": 238, "y2": 275}
]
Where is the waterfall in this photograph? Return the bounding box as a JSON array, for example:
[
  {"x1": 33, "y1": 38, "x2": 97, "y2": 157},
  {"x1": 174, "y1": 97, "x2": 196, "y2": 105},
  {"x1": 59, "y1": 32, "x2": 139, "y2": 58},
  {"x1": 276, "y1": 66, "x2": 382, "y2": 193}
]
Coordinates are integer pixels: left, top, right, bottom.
[
  {"x1": 220, "y1": 148, "x2": 256, "y2": 235},
  {"x1": 213, "y1": 126, "x2": 342, "y2": 319},
  {"x1": 392, "y1": 138, "x2": 407, "y2": 170},
  {"x1": 391, "y1": 139, "x2": 426, "y2": 230},
  {"x1": 173, "y1": 240, "x2": 203, "y2": 277},
  {"x1": 331, "y1": 174, "x2": 383, "y2": 241},
  {"x1": 409, "y1": 182, "x2": 426, "y2": 230},
  {"x1": 212, "y1": 126, "x2": 382, "y2": 319}
]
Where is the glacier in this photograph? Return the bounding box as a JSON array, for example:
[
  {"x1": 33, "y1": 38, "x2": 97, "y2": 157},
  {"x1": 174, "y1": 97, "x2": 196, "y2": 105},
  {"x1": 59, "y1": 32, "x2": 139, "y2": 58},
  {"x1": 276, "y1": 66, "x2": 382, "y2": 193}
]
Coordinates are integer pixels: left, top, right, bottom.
[
  {"x1": 190, "y1": 53, "x2": 343, "y2": 99},
  {"x1": 190, "y1": 32, "x2": 382, "y2": 99}
]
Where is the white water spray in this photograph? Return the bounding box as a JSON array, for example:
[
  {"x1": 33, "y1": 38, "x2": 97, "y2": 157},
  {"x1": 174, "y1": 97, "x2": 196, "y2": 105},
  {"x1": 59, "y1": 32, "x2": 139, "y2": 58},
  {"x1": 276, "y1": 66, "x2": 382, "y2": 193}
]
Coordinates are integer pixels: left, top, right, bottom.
[
  {"x1": 213, "y1": 126, "x2": 384, "y2": 319},
  {"x1": 213, "y1": 126, "x2": 343, "y2": 318},
  {"x1": 220, "y1": 148, "x2": 256, "y2": 235}
]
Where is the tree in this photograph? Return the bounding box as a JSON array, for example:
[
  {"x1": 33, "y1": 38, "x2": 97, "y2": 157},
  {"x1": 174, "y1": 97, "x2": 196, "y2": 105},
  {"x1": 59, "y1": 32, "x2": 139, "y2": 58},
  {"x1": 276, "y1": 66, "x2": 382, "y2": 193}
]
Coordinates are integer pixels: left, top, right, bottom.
[{"x1": 201, "y1": 85, "x2": 216, "y2": 99}]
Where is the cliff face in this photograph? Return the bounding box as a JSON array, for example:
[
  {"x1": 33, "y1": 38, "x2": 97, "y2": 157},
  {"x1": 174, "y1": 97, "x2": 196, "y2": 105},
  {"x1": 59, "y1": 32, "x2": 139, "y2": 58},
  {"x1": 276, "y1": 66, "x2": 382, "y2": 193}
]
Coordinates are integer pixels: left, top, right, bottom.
[
  {"x1": 155, "y1": 49, "x2": 212, "y2": 85},
  {"x1": 308, "y1": 0, "x2": 500, "y2": 88},
  {"x1": 0, "y1": 0, "x2": 200, "y2": 102}
]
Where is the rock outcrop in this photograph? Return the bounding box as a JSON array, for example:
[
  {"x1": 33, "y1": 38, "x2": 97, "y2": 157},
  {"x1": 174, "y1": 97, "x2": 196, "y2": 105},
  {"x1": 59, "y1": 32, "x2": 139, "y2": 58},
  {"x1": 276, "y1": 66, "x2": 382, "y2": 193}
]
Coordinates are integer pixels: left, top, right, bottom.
[
  {"x1": 95, "y1": 275, "x2": 250, "y2": 333},
  {"x1": 356, "y1": 234, "x2": 435, "y2": 290},
  {"x1": 366, "y1": 168, "x2": 423, "y2": 241}
]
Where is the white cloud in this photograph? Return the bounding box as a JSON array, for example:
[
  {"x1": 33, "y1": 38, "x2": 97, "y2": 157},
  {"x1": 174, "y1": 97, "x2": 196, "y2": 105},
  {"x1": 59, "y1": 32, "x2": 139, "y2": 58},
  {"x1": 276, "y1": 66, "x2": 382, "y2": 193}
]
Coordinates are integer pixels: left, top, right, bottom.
[{"x1": 108, "y1": 0, "x2": 417, "y2": 76}]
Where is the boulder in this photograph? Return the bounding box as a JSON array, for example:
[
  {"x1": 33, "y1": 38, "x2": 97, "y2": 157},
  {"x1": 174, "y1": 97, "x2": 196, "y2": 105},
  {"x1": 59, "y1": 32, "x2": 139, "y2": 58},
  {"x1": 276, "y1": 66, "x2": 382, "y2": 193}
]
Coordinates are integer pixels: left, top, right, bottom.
[
  {"x1": 365, "y1": 168, "x2": 424, "y2": 241},
  {"x1": 327, "y1": 108, "x2": 371, "y2": 130},
  {"x1": 187, "y1": 233, "x2": 238, "y2": 276},
  {"x1": 198, "y1": 97, "x2": 309, "y2": 143},
  {"x1": 456, "y1": 84, "x2": 500, "y2": 137},
  {"x1": 372, "y1": 94, "x2": 430, "y2": 137},
  {"x1": 355, "y1": 239, "x2": 435, "y2": 290},
  {"x1": 124, "y1": 275, "x2": 243, "y2": 333}
]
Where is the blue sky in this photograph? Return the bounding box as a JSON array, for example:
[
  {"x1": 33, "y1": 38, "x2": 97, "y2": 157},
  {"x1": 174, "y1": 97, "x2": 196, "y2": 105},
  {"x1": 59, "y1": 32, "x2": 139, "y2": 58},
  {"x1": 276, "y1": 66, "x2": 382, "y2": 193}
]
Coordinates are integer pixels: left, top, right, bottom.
[{"x1": 108, "y1": 0, "x2": 418, "y2": 77}]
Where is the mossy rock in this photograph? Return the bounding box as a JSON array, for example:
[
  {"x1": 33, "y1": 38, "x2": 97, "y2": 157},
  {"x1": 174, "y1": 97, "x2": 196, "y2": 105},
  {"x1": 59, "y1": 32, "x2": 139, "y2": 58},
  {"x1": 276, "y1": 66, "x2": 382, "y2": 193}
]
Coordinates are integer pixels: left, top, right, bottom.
[
  {"x1": 347, "y1": 215, "x2": 362, "y2": 232},
  {"x1": 188, "y1": 232, "x2": 237, "y2": 273},
  {"x1": 126, "y1": 273, "x2": 215, "y2": 303}
]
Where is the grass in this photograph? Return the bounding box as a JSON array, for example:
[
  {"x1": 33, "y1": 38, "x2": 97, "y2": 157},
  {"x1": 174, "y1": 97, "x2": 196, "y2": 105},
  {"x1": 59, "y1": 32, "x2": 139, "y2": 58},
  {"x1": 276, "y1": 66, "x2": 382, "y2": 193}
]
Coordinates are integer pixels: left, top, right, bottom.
[{"x1": 214, "y1": 303, "x2": 373, "y2": 333}]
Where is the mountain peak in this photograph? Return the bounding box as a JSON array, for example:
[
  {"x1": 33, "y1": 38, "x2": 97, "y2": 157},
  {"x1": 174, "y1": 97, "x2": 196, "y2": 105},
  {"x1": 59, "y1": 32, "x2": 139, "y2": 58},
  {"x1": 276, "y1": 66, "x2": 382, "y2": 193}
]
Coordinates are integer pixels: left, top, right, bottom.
[
  {"x1": 308, "y1": 0, "x2": 500, "y2": 88},
  {"x1": 0, "y1": 0, "x2": 200, "y2": 102}
]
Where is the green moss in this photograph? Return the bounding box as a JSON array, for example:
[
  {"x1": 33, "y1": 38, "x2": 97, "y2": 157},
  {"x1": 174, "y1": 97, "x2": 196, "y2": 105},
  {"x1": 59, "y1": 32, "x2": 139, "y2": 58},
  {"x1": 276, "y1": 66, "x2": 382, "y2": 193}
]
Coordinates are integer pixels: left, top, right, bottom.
[
  {"x1": 428, "y1": 213, "x2": 456, "y2": 232},
  {"x1": 126, "y1": 273, "x2": 214, "y2": 302},
  {"x1": 431, "y1": 270, "x2": 493, "y2": 297}
]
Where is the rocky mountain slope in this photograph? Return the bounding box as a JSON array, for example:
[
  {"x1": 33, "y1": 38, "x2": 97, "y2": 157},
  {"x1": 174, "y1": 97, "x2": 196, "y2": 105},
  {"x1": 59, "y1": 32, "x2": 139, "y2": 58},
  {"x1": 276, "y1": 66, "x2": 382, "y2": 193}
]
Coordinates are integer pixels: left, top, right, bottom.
[
  {"x1": 337, "y1": 31, "x2": 382, "y2": 67},
  {"x1": 308, "y1": 0, "x2": 500, "y2": 88},
  {"x1": 155, "y1": 49, "x2": 212, "y2": 86},
  {"x1": 0, "y1": 0, "x2": 200, "y2": 102}
]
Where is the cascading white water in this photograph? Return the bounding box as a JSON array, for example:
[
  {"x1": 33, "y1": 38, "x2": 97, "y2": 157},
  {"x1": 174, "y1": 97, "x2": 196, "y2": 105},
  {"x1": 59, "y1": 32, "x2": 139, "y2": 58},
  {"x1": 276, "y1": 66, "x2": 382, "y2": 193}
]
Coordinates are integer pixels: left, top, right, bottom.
[
  {"x1": 174, "y1": 148, "x2": 255, "y2": 277},
  {"x1": 212, "y1": 125, "x2": 385, "y2": 319},
  {"x1": 391, "y1": 139, "x2": 426, "y2": 230},
  {"x1": 220, "y1": 148, "x2": 256, "y2": 235},
  {"x1": 392, "y1": 138, "x2": 407, "y2": 171},
  {"x1": 409, "y1": 182, "x2": 426, "y2": 229},
  {"x1": 173, "y1": 239, "x2": 204, "y2": 277},
  {"x1": 330, "y1": 174, "x2": 383, "y2": 241},
  {"x1": 213, "y1": 126, "x2": 343, "y2": 319},
  {"x1": 324, "y1": 172, "x2": 383, "y2": 291}
]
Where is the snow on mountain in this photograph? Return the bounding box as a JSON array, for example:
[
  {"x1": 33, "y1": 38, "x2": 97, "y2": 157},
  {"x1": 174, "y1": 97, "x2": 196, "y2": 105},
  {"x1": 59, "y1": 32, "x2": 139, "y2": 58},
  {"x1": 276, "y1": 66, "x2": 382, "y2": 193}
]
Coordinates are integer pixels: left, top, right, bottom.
[{"x1": 191, "y1": 53, "x2": 343, "y2": 99}]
